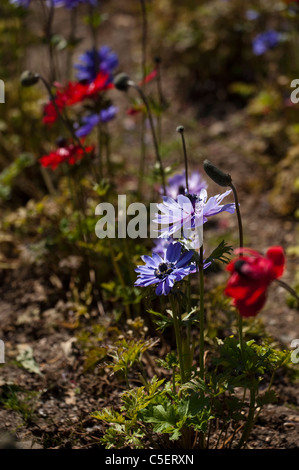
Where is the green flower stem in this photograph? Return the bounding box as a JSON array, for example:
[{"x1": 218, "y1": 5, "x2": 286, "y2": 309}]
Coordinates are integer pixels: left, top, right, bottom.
[
  {"x1": 97, "y1": 121, "x2": 103, "y2": 179},
  {"x1": 199, "y1": 245, "x2": 205, "y2": 381},
  {"x1": 155, "y1": 58, "x2": 164, "y2": 145},
  {"x1": 229, "y1": 181, "x2": 244, "y2": 359},
  {"x1": 129, "y1": 82, "x2": 166, "y2": 194},
  {"x1": 275, "y1": 278, "x2": 299, "y2": 307},
  {"x1": 137, "y1": 117, "x2": 147, "y2": 198},
  {"x1": 185, "y1": 277, "x2": 192, "y2": 372},
  {"x1": 108, "y1": 241, "x2": 131, "y2": 320},
  {"x1": 170, "y1": 296, "x2": 186, "y2": 385},
  {"x1": 177, "y1": 127, "x2": 189, "y2": 192},
  {"x1": 66, "y1": 7, "x2": 77, "y2": 81},
  {"x1": 137, "y1": 0, "x2": 148, "y2": 197},
  {"x1": 229, "y1": 182, "x2": 243, "y2": 251},
  {"x1": 139, "y1": 0, "x2": 148, "y2": 83},
  {"x1": 39, "y1": 0, "x2": 57, "y2": 83},
  {"x1": 237, "y1": 386, "x2": 256, "y2": 448}
]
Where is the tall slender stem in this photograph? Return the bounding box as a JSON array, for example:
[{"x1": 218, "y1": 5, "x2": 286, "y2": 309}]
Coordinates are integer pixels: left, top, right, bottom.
[
  {"x1": 177, "y1": 126, "x2": 189, "y2": 192},
  {"x1": 199, "y1": 245, "x2": 205, "y2": 381},
  {"x1": 40, "y1": 0, "x2": 56, "y2": 83},
  {"x1": 130, "y1": 82, "x2": 166, "y2": 194},
  {"x1": 170, "y1": 296, "x2": 185, "y2": 384},
  {"x1": 139, "y1": 0, "x2": 148, "y2": 83},
  {"x1": 138, "y1": 0, "x2": 148, "y2": 197},
  {"x1": 229, "y1": 182, "x2": 243, "y2": 252},
  {"x1": 275, "y1": 278, "x2": 299, "y2": 306},
  {"x1": 97, "y1": 121, "x2": 103, "y2": 179},
  {"x1": 88, "y1": 4, "x2": 98, "y2": 53},
  {"x1": 155, "y1": 57, "x2": 164, "y2": 145},
  {"x1": 237, "y1": 386, "x2": 256, "y2": 448},
  {"x1": 230, "y1": 181, "x2": 244, "y2": 358},
  {"x1": 66, "y1": 7, "x2": 77, "y2": 81}
]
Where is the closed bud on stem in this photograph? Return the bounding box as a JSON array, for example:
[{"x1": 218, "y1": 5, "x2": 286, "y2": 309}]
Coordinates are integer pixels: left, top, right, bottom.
[
  {"x1": 176, "y1": 125, "x2": 184, "y2": 134},
  {"x1": 113, "y1": 73, "x2": 131, "y2": 92},
  {"x1": 20, "y1": 71, "x2": 40, "y2": 87},
  {"x1": 203, "y1": 159, "x2": 232, "y2": 187}
]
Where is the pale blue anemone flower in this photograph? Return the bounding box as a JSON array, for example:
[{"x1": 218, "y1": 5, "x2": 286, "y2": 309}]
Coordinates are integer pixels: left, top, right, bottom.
[
  {"x1": 163, "y1": 171, "x2": 208, "y2": 199},
  {"x1": 154, "y1": 188, "x2": 235, "y2": 238}
]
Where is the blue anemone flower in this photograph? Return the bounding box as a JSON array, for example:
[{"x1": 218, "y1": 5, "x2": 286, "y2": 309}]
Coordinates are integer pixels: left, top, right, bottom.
[
  {"x1": 252, "y1": 30, "x2": 280, "y2": 56},
  {"x1": 75, "y1": 106, "x2": 118, "y2": 137},
  {"x1": 163, "y1": 171, "x2": 208, "y2": 199},
  {"x1": 135, "y1": 242, "x2": 194, "y2": 296},
  {"x1": 10, "y1": 0, "x2": 98, "y2": 7},
  {"x1": 154, "y1": 188, "x2": 235, "y2": 238},
  {"x1": 9, "y1": 0, "x2": 31, "y2": 6},
  {"x1": 52, "y1": 0, "x2": 98, "y2": 8},
  {"x1": 74, "y1": 46, "x2": 118, "y2": 83}
]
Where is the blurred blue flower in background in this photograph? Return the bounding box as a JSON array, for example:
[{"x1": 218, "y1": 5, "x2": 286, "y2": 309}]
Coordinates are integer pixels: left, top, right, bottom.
[
  {"x1": 252, "y1": 30, "x2": 280, "y2": 55},
  {"x1": 75, "y1": 106, "x2": 118, "y2": 137},
  {"x1": 74, "y1": 47, "x2": 119, "y2": 84}
]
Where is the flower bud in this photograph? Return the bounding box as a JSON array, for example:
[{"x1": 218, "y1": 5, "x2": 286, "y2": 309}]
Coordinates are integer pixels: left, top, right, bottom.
[
  {"x1": 203, "y1": 159, "x2": 232, "y2": 187},
  {"x1": 176, "y1": 125, "x2": 184, "y2": 133},
  {"x1": 56, "y1": 136, "x2": 68, "y2": 148},
  {"x1": 113, "y1": 73, "x2": 130, "y2": 92},
  {"x1": 20, "y1": 71, "x2": 40, "y2": 87}
]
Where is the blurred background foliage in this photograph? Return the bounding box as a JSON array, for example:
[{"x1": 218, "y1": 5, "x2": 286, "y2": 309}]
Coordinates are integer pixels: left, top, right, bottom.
[{"x1": 0, "y1": 0, "x2": 298, "y2": 314}]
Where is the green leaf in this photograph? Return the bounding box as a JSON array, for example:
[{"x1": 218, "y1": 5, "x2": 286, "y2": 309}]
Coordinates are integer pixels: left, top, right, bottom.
[
  {"x1": 143, "y1": 403, "x2": 178, "y2": 435},
  {"x1": 206, "y1": 240, "x2": 233, "y2": 265}
]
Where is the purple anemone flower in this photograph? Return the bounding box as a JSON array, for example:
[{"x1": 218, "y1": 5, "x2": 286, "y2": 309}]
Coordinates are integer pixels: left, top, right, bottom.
[
  {"x1": 75, "y1": 106, "x2": 118, "y2": 137},
  {"x1": 9, "y1": 0, "x2": 31, "y2": 6},
  {"x1": 10, "y1": 0, "x2": 98, "y2": 7},
  {"x1": 163, "y1": 171, "x2": 208, "y2": 199},
  {"x1": 152, "y1": 237, "x2": 172, "y2": 257},
  {"x1": 52, "y1": 0, "x2": 98, "y2": 8},
  {"x1": 135, "y1": 242, "x2": 194, "y2": 296},
  {"x1": 252, "y1": 30, "x2": 280, "y2": 56},
  {"x1": 154, "y1": 188, "x2": 235, "y2": 238},
  {"x1": 153, "y1": 237, "x2": 212, "y2": 272},
  {"x1": 74, "y1": 46, "x2": 118, "y2": 83},
  {"x1": 246, "y1": 10, "x2": 260, "y2": 21}
]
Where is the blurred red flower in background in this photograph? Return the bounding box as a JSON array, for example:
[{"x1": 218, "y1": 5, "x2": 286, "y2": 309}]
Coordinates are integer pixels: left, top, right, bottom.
[
  {"x1": 225, "y1": 246, "x2": 285, "y2": 317},
  {"x1": 42, "y1": 72, "x2": 112, "y2": 125},
  {"x1": 40, "y1": 142, "x2": 94, "y2": 170}
]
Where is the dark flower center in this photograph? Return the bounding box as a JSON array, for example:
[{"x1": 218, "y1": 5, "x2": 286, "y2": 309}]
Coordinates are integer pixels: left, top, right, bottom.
[
  {"x1": 154, "y1": 262, "x2": 174, "y2": 279},
  {"x1": 185, "y1": 193, "x2": 200, "y2": 207},
  {"x1": 234, "y1": 259, "x2": 246, "y2": 275}
]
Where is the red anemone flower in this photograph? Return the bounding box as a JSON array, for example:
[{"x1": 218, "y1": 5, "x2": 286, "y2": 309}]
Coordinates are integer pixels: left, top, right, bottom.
[
  {"x1": 225, "y1": 246, "x2": 285, "y2": 317},
  {"x1": 40, "y1": 142, "x2": 94, "y2": 170},
  {"x1": 42, "y1": 71, "x2": 112, "y2": 125}
]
